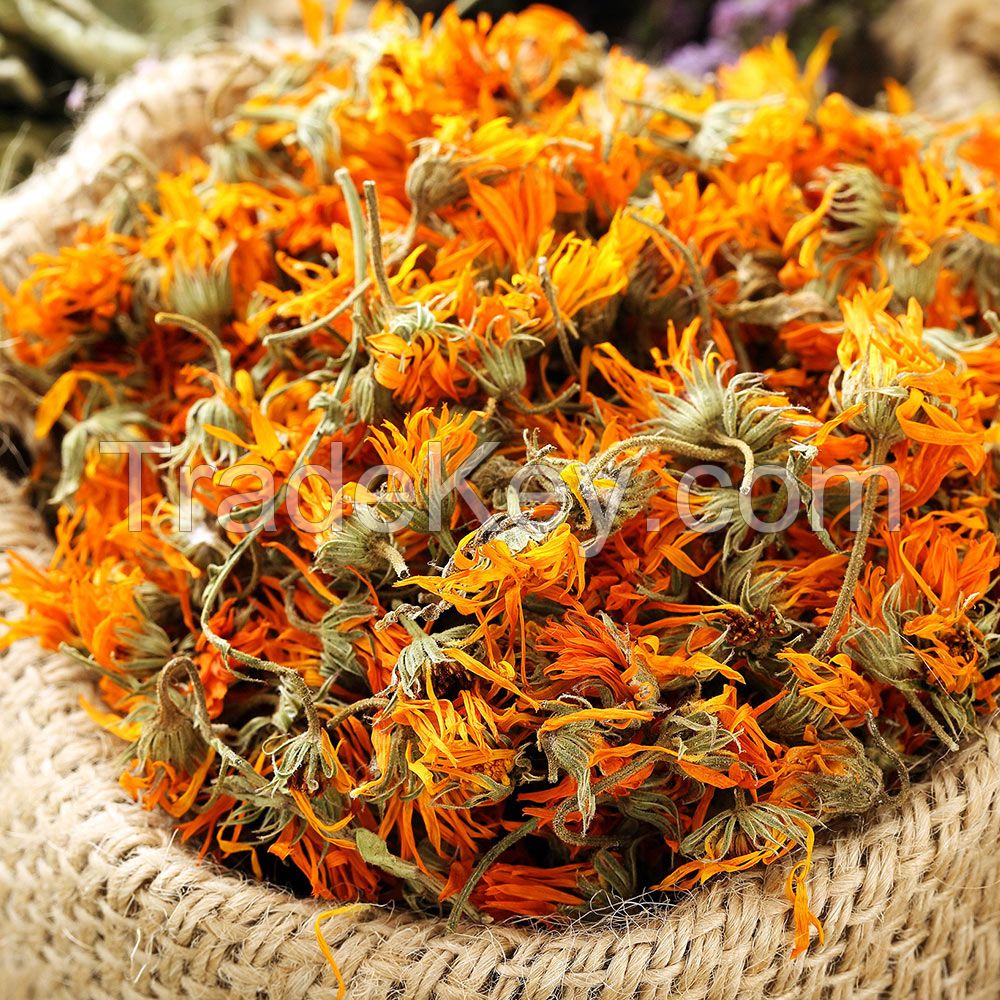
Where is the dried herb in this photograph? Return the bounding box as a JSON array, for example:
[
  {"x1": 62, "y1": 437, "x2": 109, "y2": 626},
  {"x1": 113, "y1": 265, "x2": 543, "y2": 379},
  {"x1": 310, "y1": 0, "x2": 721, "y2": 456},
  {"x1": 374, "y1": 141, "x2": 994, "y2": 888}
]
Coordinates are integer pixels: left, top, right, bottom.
[{"x1": 1, "y1": 3, "x2": 998, "y2": 961}]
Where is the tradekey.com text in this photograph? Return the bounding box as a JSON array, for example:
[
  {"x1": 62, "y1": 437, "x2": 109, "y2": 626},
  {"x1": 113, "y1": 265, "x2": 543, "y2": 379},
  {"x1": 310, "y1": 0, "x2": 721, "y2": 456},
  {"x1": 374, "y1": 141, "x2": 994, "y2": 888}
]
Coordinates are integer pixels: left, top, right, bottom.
[{"x1": 100, "y1": 439, "x2": 902, "y2": 557}]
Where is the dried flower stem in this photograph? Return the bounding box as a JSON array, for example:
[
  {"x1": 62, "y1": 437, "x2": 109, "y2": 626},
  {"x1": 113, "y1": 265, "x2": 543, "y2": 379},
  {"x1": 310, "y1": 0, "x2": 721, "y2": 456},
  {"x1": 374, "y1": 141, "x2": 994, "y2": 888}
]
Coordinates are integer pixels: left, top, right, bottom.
[
  {"x1": 811, "y1": 440, "x2": 890, "y2": 658},
  {"x1": 447, "y1": 816, "x2": 539, "y2": 929},
  {"x1": 538, "y1": 255, "x2": 579, "y2": 376}
]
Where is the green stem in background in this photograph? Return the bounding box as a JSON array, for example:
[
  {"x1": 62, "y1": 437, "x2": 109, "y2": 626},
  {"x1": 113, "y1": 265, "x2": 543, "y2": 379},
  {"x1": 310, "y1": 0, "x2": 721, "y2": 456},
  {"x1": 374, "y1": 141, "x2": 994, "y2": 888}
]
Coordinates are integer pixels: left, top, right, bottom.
[
  {"x1": 453, "y1": 0, "x2": 484, "y2": 17},
  {"x1": 590, "y1": 433, "x2": 729, "y2": 477},
  {"x1": 262, "y1": 280, "x2": 371, "y2": 348},
  {"x1": 447, "y1": 817, "x2": 539, "y2": 929},
  {"x1": 630, "y1": 213, "x2": 723, "y2": 356},
  {"x1": 264, "y1": 167, "x2": 372, "y2": 350},
  {"x1": 551, "y1": 751, "x2": 661, "y2": 848},
  {"x1": 363, "y1": 179, "x2": 399, "y2": 311},
  {"x1": 155, "y1": 311, "x2": 231, "y2": 382},
  {"x1": 6, "y1": 0, "x2": 149, "y2": 79},
  {"x1": 335, "y1": 166, "x2": 370, "y2": 336},
  {"x1": 714, "y1": 433, "x2": 756, "y2": 495},
  {"x1": 538, "y1": 255, "x2": 579, "y2": 377},
  {"x1": 810, "y1": 440, "x2": 890, "y2": 658},
  {"x1": 865, "y1": 710, "x2": 910, "y2": 796},
  {"x1": 197, "y1": 168, "x2": 374, "y2": 787},
  {"x1": 197, "y1": 407, "x2": 340, "y2": 788}
]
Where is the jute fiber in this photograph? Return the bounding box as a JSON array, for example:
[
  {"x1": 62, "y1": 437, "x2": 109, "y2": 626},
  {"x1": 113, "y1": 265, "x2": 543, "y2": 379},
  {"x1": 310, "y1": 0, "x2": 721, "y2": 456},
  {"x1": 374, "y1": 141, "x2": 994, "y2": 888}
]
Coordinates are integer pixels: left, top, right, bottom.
[
  {"x1": 2, "y1": 45, "x2": 1000, "y2": 1000},
  {"x1": 876, "y1": 0, "x2": 1000, "y2": 119}
]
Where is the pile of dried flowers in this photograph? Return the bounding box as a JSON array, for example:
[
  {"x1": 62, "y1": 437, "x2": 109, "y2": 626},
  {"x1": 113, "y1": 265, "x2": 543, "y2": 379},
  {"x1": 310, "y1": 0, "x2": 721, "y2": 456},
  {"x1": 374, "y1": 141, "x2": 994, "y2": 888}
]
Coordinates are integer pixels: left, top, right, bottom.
[{"x1": 2, "y1": 2, "x2": 999, "y2": 956}]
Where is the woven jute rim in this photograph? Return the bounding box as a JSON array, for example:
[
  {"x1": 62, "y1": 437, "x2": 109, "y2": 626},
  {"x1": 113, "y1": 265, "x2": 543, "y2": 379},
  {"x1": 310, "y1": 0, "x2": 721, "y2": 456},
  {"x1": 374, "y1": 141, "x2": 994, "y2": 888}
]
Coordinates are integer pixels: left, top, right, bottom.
[{"x1": 2, "y1": 44, "x2": 1000, "y2": 1000}]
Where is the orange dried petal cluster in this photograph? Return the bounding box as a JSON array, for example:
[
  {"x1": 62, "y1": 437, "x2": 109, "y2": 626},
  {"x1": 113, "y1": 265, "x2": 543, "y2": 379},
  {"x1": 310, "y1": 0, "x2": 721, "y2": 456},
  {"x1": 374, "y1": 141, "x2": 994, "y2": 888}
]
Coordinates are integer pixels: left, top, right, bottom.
[{"x1": 2, "y1": 3, "x2": 999, "y2": 958}]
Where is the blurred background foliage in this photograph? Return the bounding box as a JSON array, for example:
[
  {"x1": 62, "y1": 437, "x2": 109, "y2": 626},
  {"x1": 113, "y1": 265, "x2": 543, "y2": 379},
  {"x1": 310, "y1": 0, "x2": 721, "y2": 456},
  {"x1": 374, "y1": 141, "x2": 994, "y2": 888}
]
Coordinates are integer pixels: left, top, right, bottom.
[{"x1": 0, "y1": 0, "x2": 219, "y2": 187}]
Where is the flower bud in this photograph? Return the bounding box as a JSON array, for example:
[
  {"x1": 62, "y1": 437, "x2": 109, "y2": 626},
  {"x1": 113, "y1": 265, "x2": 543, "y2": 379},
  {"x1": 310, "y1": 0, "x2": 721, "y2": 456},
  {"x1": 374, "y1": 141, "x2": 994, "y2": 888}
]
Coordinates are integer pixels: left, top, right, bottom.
[
  {"x1": 132, "y1": 657, "x2": 208, "y2": 771},
  {"x1": 314, "y1": 515, "x2": 409, "y2": 578},
  {"x1": 349, "y1": 361, "x2": 395, "y2": 424},
  {"x1": 169, "y1": 250, "x2": 234, "y2": 332},
  {"x1": 405, "y1": 140, "x2": 470, "y2": 215},
  {"x1": 824, "y1": 166, "x2": 893, "y2": 251}
]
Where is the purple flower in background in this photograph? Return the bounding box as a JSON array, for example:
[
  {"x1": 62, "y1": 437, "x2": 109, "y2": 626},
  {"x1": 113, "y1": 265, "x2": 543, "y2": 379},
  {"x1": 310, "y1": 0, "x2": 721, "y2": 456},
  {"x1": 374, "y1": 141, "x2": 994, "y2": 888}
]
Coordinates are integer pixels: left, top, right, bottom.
[
  {"x1": 714, "y1": 0, "x2": 809, "y2": 37},
  {"x1": 669, "y1": 38, "x2": 741, "y2": 77},
  {"x1": 667, "y1": 0, "x2": 810, "y2": 74},
  {"x1": 710, "y1": 0, "x2": 755, "y2": 39}
]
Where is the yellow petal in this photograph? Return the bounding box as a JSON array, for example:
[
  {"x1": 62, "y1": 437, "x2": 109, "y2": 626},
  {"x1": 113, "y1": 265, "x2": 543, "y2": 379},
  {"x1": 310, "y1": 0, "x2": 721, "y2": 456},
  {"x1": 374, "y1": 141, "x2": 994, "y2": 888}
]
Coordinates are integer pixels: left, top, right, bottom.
[
  {"x1": 251, "y1": 406, "x2": 283, "y2": 460},
  {"x1": 884, "y1": 78, "x2": 913, "y2": 115},
  {"x1": 234, "y1": 369, "x2": 255, "y2": 408},
  {"x1": 203, "y1": 423, "x2": 255, "y2": 451},
  {"x1": 783, "y1": 184, "x2": 837, "y2": 254},
  {"x1": 35, "y1": 371, "x2": 79, "y2": 438}
]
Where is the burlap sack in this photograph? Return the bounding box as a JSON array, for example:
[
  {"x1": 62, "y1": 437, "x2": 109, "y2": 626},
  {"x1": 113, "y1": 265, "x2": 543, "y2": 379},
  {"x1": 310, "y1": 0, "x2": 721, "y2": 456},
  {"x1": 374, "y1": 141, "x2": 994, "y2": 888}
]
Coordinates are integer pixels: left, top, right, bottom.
[
  {"x1": 2, "y1": 45, "x2": 1000, "y2": 1000},
  {"x1": 875, "y1": 0, "x2": 1000, "y2": 118}
]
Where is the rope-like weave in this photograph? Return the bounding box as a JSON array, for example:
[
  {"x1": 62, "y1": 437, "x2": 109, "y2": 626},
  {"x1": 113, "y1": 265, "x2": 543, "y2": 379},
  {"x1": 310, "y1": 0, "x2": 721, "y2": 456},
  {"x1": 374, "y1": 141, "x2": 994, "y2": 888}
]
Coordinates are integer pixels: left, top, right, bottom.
[
  {"x1": 0, "y1": 44, "x2": 286, "y2": 291},
  {"x1": 2, "y1": 45, "x2": 1000, "y2": 1000}
]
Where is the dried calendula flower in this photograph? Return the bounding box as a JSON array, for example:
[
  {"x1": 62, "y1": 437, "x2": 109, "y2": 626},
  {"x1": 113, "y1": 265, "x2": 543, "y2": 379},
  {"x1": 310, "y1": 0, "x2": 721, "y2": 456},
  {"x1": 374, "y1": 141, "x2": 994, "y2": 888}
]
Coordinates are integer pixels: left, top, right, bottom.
[
  {"x1": 130, "y1": 655, "x2": 210, "y2": 770},
  {"x1": 2, "y1": 2, "x2": 999, "y2": 963}
]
